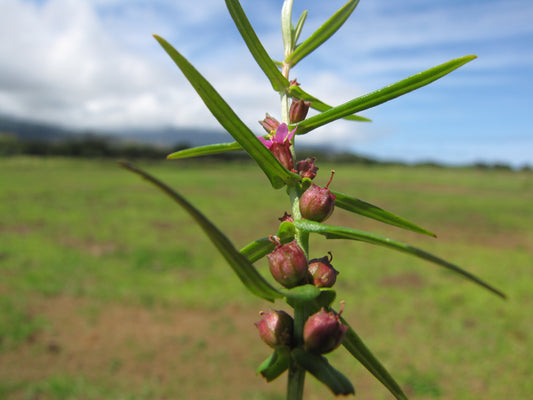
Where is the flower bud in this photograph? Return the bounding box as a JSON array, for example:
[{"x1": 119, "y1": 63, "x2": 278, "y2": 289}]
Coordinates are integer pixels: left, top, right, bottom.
[
  {"x1": 299, "y1": 170, "x2": 336, "y2": 222},
  {"x1": 255, "y1": 310, "x2": 294, "y2": 349},
  {"x1": 303, "y1": 306, "x2": 348, "y2": 354},
  {"x1": 296, "y1": 157, "x2": 319, "y2": 180},
  {"x1": 267, "y1": 239, "x2": 309, "y2": 288},
  {"x1": 308, "y1": 252, "x2": 339, "y2": 288},
  {"x1": 289, "y1": 98, "x2": 311, "y2": 124},
  {"x1": 259, "y1": 113, "x2": 280, "y2": 134}
]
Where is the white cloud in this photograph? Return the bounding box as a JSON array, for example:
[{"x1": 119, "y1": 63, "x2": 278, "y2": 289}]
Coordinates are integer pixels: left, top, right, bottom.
[{"x1": 0, "y1": 0, "x2": 531, "y2": 166}]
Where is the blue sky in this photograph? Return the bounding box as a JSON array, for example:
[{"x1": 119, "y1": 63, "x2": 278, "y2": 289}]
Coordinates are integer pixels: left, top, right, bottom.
[{"x1": 1, "y1": 0, "x2": 532, "y2": 167}]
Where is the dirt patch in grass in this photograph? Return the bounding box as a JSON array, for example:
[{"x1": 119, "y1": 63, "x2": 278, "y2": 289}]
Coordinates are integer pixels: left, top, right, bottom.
[
  {"x1": 379, "y1": 272, "x2": 425, "y2": 289},
  {"x1": 59, "y1": 237, "x2": 119, "y2": 257},
  {"x1": 0, "y1": 296, "x2": 285, "y2": 399}
]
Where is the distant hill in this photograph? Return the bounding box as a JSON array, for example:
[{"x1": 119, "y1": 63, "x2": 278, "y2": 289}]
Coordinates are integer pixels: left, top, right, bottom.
[
  {"x1": 0, "y1": 114, "x2": 230, "y2": 149},
  {"x1": 0, "y1": 115, "x2": 73, "y2": 142}
]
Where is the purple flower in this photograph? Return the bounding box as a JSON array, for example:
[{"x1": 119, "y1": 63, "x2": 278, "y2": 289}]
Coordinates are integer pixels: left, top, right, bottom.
[{"x1": 259, "y1": 123, "x2": 297, "y2": 170}]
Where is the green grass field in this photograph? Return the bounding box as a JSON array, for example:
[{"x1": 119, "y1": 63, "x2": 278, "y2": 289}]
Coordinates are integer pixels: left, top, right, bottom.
[{"x1": 1, "y1": 156, "x2": 532, "y2": 399}]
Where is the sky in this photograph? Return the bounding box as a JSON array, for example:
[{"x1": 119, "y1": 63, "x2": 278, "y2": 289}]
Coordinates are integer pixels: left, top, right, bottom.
[{"x1": 1, "y1": 0, "x2": 532, "y2": 167}]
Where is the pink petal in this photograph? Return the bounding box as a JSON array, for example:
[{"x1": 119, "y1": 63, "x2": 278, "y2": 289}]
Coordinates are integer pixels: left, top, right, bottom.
[
  {"x1": 258, "y1": 136, "x2": 273, "y2": 149},
  {"x1": 273, "y1": 123, "x2": 289, "y2": 143}
]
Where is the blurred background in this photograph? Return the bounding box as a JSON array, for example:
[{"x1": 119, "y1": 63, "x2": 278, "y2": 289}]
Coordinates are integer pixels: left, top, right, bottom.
[{"x1": 1, "y1": 1, "x2": 532, "y2": 399}]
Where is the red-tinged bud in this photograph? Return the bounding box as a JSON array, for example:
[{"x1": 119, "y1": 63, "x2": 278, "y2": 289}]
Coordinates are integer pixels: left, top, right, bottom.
[
  {"x1": 289, "y1": 98, "x2": 311, "y2": 124},
  {"x1": 303, "y1": 305, "x2": 348, "y2": 354},
  {"x1": 299, "y1": 170, "x2": 336, "y2": 222},
  {"x1": 267, "y1": 238, "x2": 309, "y2": 288},
  {"x1": 255, "y1": 310, "x2": 294, "y2": 349},
  {"x1": 296, "y1": 157, "x2": 319, "y2": 180},
  {"x1": 308, "y1": 252, "x2": 339, "y2": 288},
  {"x1": 258, "y1": 113, "x2": 280, "y2": 134}
]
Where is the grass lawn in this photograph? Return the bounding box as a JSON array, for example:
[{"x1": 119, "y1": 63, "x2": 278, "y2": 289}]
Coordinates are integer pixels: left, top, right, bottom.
[{"x1": 1, "y1": 156, "x2": 532, "y2": 399}]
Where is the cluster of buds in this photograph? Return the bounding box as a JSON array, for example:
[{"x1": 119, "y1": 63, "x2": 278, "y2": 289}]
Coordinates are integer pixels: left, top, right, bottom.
[
  {"x1": 256, "y1": 85, "x2": 346, "y2": 357},
  {"x1": 261, "y1": 239, "x2": 345, "y2": 353},
  {"x1": 266, "y1": 237, "x2": 339, "y2": 290}
]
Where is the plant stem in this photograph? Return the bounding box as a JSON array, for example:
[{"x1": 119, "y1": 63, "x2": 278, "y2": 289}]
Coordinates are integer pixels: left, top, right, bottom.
[{"x1": 287, "y1": 301, "x2": 311, "y2": 400}]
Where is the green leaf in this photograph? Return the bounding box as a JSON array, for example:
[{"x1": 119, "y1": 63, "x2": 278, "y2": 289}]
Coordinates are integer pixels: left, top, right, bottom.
[
  {"x1": 341, "y1": 318, "x2": 408, "y2": 400},
  {"x1": 332, "y1": 190, "x2": 436, "y2": 237},
  {"x1": 120, "y1": 162, "x2": 282, "y2": 302},
  {"x1": 315, "y1": 288, "x2": 337, "y2": 310},
  {"x1": 294, "y1": 220, "x2": 506, "y2": 299},
  {"x1": 282, "y1": 284, "x2": 321, "y2": 304},
  {"x1": 239, "y1": 223, "x2": 295, "y2": 264},
  {"x1": 257, "y1": 348, "x2": 291, "y2": 382},
  {"x1": 225, "y1": 0, "x2": 289, "y2": 91},
  {"x1": 167, "y1": 142, "x2": 243, "y2": 160},
  {"x1": 240, "y1": 238, "x2": 275, "y2": 264},
  {"x1": 292, "y1": 348, "x2": 355, "y2": 396},
  {"x1": 154, "y1": 34, "x2": 299, "y2": 189},
  {"x1": 292, "y1": 55, "x2": 477, "y2": 134},
  {"x1": 288, "y1": 85, "x2": 371, "y2": 122},
  {"x1": 285, "y1": 0, "x2": 360, "y2": 68},
  {"x1": 292, "y1": 10, "x2": 308, "y2": 49}
]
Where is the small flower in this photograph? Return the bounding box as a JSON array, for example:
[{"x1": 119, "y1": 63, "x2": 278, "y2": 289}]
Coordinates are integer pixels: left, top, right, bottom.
[
  {"x1": 289, "y1": 99, "x2": 311, "y2": 124},
  {"x1": 255, "y1": 310, "x2": 294, "y2": 349},
  {"x1": 259, "y1": 123, "x2": 297, "y2": 170},
  {"x1": 299, "y1": 170, "x2": 336, "y2": 222},
  {"x1": 296, "y1": 157, "x2": 319, "y2": 180},
  {"x1": 303, "y1": 304, "x2": 348, "y2": 354},
  {"x1": 267, "y1": 237, "x2": 309, "y2": 288},
  {"x1": 258, "y1": 113, "x2": 280, "y2": 134},
  {"x1": 308, "y1": 252, "x2": 339, "y2": 288}
]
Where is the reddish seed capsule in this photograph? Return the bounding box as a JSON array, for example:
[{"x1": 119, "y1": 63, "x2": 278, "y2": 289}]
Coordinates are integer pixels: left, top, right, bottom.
[
  {"x1": 267, "y1": 239, "x2": 309, "y2": 288},
  {"x1": 299, "y1": 170, "x2": 336, "y2": 222},
  {"x1": 255, "y1": 310, "x2": 294, "y2": 349},
  {"x1": 308, "y1": 252, "x2": 339, "y2": 288},
  {"x1": 303, "y1": 306, "x2": 348, "y2": 354},
  {"x1": 296, "y1": 157, "x2": 319, "y2": 180}
]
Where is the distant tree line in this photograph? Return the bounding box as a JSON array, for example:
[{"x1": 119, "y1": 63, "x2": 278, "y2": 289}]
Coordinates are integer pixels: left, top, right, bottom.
[
  {"x1": 0, "y1": 132, "x2": 249, "y2": 161},
  {"x1": 1, "y1": 131, "x2": 530, "y2": 171}
]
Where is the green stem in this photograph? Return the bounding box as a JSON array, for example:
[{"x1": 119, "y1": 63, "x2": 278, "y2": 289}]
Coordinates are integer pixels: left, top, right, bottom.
[{"x1": 287, "y1": 301, "x2": 311, "y2": 400}]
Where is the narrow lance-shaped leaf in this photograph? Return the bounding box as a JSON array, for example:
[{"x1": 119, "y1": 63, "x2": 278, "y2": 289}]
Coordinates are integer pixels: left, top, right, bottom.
[
  {"x1": 292, "y1": 10, "x2": 308, "y2": 49},
  {"x1": 291, "y1": 348, "x2": 355, "y2": 396},
  {"x1": 225, "y1": 0, "x2": 289, "y2": 91},
  {"x1": 167, "y1": 142, "x2": 243, "y2": 160},
  {"x1": 340, "y1": 317, "x2": 408, "y2": 400},
  {"x1": 257, "y1": 348, "x2": 291, "y2": 382},
  {"x1": 240, "y1": 221, "x2": 296, "y2": 263},
  {"x1": 120, "y1": 162, "x2": 282, "y2": 302},
  {"x1": 285, "y1": 0, "x2": 360, "y2": 68},
  {"x1": 292, "y1": 55, "x2": 477, "y2": 135},
  {"x1": 154, "y1": 35, "x2": 298, "y2": 189},
  {"x1": 332, "y1": 190, "x2": 437, "y2": 237},
  {"x1": 289, "y1": 84, "x2": 371, "y2": 122},
  {"x1": 294, "y1": 220, "x2": 506, "y2": 299}
]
